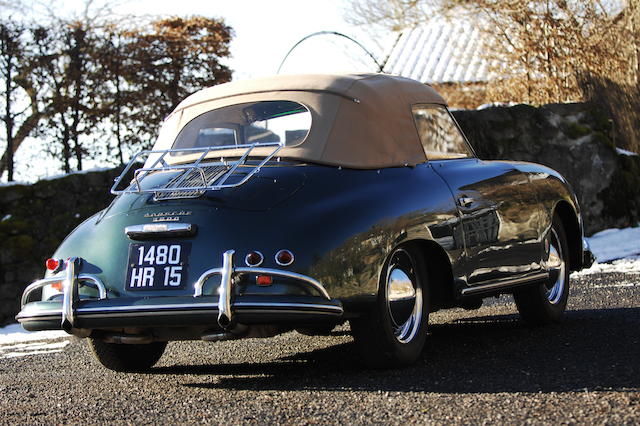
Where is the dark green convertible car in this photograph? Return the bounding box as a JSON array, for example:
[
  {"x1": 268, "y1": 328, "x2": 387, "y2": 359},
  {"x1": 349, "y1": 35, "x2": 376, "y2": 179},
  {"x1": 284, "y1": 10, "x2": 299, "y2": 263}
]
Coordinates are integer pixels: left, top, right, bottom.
[{"x1": 17, "y1": 74, "x2": 594, "y2": 371}]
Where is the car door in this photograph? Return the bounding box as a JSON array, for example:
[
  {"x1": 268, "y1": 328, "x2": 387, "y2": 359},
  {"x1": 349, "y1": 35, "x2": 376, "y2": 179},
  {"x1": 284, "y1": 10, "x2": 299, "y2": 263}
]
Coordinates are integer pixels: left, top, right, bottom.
[{"x1": 412, "y1": 105, "x2": 543, "y2": 286}]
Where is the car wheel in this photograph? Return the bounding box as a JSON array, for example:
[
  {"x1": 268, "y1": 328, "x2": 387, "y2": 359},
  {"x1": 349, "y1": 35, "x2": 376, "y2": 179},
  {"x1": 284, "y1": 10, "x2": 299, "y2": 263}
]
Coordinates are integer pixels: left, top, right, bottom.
[
  {"x1": 514, "y1": 214, "x2": 570, "y2": 324},
  {"x1": 88, "y1": 339, "x2": 167, "y2": 372},
  {"x1": 349, "y1": 243, "x2": 429, "y2": 368}
]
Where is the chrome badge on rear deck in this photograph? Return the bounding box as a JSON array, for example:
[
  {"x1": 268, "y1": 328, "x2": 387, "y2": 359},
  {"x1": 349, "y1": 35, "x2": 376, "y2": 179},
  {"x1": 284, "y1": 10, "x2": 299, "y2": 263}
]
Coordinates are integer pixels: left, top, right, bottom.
[{"x1": 144, "y1": 210, "x2": 192, "y2": 222}]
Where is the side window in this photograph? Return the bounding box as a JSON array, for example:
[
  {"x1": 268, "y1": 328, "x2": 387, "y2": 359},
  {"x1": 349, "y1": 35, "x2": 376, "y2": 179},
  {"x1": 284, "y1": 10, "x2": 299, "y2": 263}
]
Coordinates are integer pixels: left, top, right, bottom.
[{"x1": 412, "y1": 105, "x2": 474, "y2": 160}]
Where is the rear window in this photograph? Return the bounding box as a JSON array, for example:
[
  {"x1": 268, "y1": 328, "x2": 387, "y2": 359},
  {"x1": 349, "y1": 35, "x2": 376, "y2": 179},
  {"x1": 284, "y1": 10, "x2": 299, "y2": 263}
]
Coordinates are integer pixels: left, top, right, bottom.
[{"x1": 172, "y1": 100, "x2": 312, "y2": 150}]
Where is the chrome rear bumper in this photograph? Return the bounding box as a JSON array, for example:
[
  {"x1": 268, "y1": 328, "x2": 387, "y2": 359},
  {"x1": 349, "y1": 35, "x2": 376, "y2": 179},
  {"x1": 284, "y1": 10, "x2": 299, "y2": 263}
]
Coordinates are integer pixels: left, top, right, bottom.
[
  {"x1": 16, "y1": 295, "x2": 344, "y2": 332},
  {"x1": 194, "y1": 249, "x2": 331, "y2": 329},
  {"x1": 18, "y1": 251, "x2": 341, "y2": 334}
]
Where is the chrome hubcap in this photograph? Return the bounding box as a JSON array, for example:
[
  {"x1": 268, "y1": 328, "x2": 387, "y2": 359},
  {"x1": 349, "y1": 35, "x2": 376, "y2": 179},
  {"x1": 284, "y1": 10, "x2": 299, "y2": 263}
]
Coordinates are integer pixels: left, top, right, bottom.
[
  {"x1": 386, "y1": 250, "x2": 422, "y2": 344},
  {"x1": 545, "y1": 228, "x2": 566, "y2": 304}
]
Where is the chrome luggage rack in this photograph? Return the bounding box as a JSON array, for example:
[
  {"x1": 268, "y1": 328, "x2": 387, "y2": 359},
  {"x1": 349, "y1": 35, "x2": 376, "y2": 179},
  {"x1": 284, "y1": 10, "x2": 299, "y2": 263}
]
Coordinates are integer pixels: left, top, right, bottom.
[{"x1": 110, "y1": 142, "x2": 283, "y2": 198}]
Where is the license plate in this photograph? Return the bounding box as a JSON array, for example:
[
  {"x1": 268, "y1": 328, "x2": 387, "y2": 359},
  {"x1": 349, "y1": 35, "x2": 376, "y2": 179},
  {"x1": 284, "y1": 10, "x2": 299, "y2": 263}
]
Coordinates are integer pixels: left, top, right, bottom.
[{"x1": 126, "y1": 242, "x2": 191, "y2": 290}]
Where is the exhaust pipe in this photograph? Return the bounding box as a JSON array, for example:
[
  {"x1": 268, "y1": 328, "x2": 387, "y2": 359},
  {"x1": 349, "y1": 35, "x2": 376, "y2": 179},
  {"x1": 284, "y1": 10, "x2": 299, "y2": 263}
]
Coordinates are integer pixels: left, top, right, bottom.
[
  {"x1": 103, "y1": 333, "x2": 154, "y2": 344},
  {"x1": 202, "y1": 324, "x2": 248, "y2": 342}
]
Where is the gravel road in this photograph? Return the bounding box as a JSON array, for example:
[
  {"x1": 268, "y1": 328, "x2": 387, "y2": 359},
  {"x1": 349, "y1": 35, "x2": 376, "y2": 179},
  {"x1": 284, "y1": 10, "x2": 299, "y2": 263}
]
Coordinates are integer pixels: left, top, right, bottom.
[{"x1": 1, "y1": 270, "x2": 638, "y2": 425}]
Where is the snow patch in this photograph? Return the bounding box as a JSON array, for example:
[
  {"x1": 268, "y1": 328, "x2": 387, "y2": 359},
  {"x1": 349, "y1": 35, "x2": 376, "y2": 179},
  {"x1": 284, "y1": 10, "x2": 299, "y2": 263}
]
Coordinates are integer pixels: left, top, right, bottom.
[
  {"x1": 616, "y1": 147, "x2": 638, "y2": 156},
  {"x1": 0, "y1": 323, "x2": 69, "y2": 345},
  {"x1": 572, "y1": 225, "x2": 640, "y2": 276},
  {"x1": 586, "y1": 225, "x2": 640, "y2": 263},
  {"x1": 476, "y1": 101, "x2": 518, "y2": 110},
  {"x1": 573, "y1": 256, "x2": 640, "y2": 276},
  {"x1": 0, "y1": 323, "x2": 71, "y2": 359},
  {"x1": 0, "y1": 340, "x2": 70, "y2": 359},
  {"x1": 0, "y1": 180, "x2": 29, "y2": 187}
]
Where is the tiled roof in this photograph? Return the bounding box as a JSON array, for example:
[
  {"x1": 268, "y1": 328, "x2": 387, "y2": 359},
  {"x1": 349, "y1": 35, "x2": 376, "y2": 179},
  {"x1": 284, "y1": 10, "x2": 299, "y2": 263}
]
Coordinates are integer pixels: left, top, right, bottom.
[{"x1": 383, "y1": 19, "x2": 493, "y2": 84}]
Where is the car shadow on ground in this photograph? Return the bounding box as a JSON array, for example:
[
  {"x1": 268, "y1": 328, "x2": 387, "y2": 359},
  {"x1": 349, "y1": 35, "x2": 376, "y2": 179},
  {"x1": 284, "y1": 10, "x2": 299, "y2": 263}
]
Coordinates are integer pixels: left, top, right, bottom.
[{"x1": 152, "y1": 307, "x2": 640, "y2": 394}]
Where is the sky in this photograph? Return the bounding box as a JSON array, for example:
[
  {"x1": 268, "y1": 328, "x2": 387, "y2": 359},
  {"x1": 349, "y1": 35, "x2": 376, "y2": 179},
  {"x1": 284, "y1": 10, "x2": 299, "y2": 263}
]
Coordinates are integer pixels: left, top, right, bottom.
[
  {"x1": 7, "y1": 0, "x2": 393, "y2": 181},
  {"x1": 115, "y1": 0, "x2": 387, "y2": 79},
  {"x1": 49, "y1": 0, "x2": 388, "y2": 79}
]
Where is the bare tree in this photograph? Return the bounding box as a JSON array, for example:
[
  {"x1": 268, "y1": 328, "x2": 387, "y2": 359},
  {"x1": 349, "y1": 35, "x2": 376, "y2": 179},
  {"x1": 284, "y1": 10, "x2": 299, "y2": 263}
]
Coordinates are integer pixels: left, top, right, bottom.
[
  {"x1": 0, "y1": 22, "x2": 43, "y2": 181},
  {"x1": 0, "y1": 9, "x2": 234, "y2": 181},
  {"x1": 21, "y1": 0, "x2": 129, "y2": 26},
  {"x1": 346, "y1": 0, "x2": 637, "y2": 102},
  {"x1": 120, "y1": 16, "x2": 233, "y2": 148},
  {"x1": 345, "y1": 0, "x2": 434, "y2": 31}
]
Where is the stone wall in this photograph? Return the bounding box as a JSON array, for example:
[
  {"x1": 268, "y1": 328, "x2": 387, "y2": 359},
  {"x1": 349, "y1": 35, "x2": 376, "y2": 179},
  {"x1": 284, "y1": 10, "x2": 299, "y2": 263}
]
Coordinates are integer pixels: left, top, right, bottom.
[
  {"x1": 0, "y1": 168, "x2": 126, "y2": 325},
  {"x1": 1, "y1": 102, "x2": 638, "y2": 325}
]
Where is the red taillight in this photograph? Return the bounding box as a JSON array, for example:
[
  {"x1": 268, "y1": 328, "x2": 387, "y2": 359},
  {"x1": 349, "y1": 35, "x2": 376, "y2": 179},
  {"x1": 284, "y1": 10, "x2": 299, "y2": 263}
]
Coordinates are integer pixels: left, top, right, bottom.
[
  {"x1": 256, "y1": 275, "x2": 273, "y2": 286},
  {"x1": 245, "y1": 251, "x2": 264, "y2": 267},
  {"x1": 46, "y1": 258, "x2": 60, "y2": 271},
  {"x1": 275, "y1": 250, "x2": 294, "y2": 266}
]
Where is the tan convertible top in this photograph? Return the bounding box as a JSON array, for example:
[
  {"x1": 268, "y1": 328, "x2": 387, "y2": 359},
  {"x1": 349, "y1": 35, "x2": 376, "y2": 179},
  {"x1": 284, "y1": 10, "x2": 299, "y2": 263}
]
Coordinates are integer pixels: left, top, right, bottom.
[{"x1": 152, "y1": 73, "x2": 447, "y2": 169}]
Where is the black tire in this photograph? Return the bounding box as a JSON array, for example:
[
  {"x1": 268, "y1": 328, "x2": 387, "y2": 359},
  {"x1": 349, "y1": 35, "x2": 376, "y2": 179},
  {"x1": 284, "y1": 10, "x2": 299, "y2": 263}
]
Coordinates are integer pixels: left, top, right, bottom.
[
  {"x1": 88, "y1": 339, "x2": 167, "y2": 372},
  {"x1": 514, "y1": 214, "x2": 570, "y2": 324},
  {"x1": 349, "y1": 243, "x2": 430, "y2": 368}
]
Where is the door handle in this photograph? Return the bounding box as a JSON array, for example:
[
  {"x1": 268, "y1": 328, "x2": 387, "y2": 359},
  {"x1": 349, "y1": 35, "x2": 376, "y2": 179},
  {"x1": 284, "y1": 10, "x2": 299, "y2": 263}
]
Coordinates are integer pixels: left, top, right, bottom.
[{"x1": 458, "y1": 197, "x2": 474, "y2": 207}]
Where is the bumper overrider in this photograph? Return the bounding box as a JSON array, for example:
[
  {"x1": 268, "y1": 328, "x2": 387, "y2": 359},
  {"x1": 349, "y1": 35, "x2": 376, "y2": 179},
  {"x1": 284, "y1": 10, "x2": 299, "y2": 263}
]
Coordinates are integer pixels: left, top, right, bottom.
[{"x1": 17, "y1": 250, "x2": 343, "y2": 336}]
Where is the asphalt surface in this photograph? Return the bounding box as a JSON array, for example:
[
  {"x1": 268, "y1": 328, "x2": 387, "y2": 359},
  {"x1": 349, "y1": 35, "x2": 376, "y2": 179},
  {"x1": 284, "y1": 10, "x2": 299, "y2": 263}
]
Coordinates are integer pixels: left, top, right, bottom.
[{"x1": 1, "y1": 270, "x2": 638, "y2": 425}]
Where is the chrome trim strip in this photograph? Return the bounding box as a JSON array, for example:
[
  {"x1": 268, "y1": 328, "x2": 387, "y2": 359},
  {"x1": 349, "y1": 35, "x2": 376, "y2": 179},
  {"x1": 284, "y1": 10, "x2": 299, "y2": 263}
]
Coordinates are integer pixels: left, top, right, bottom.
[
  {"x1": 18, "y1": 310, "x2": 62, "y2": 317},
  {"x1": 125, "y1": 223, "x2": 197, "y2": 239},
  {"x1": 17, "y1": 315, "x2": 61, "y2": 322},
  {"x1": 80, "y1": 303, "x2": 218, "y2": 312},
  {"x1": 79, "y1": 307, "x2": 343, "y2": 319},
  {"x1": 461, "y1": 272, "x2": 549, "y2": 296},
  {"x1": 21, "y1": 273, "x2": 107, "y2": 307},
  {"x1": 77, "y1": 302, "x2": 342, "y2": 314},
  {"x1": 17, "y1": 302, "x2": 344, "y2": 321},
  {"x1": 235, "y1": 302, "x2": 342, "y2": 312}
]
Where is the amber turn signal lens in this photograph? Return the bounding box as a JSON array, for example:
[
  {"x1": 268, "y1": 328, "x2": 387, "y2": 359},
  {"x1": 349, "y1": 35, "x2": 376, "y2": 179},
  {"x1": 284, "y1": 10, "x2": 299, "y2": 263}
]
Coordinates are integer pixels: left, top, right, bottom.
[
  {"x1": 51, "y1": 281, "x2": 63, "y2": 291},
  {"x1": 275, "y1": 250, "x2": 294, "y2": 266},
  {"x1": 46, "y1": 258, "x2": 60, "y2": 271},
  {"x1": 256, "y1": 275, "x2": 273, "y2": 286}
]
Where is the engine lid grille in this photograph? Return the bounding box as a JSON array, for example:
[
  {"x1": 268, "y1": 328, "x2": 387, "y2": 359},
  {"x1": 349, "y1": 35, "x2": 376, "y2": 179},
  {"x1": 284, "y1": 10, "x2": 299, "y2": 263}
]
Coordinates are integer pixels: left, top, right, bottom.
[{"x1": 154, "y1": 165, "x2": 228, "y2": 200}]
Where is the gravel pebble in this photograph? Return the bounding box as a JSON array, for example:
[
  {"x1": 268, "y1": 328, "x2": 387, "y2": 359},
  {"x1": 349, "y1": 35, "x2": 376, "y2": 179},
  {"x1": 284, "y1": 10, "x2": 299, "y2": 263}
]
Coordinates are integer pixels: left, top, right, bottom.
[{"x1": 1, "y1": 271, "x2": 638, "y2": 424}]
